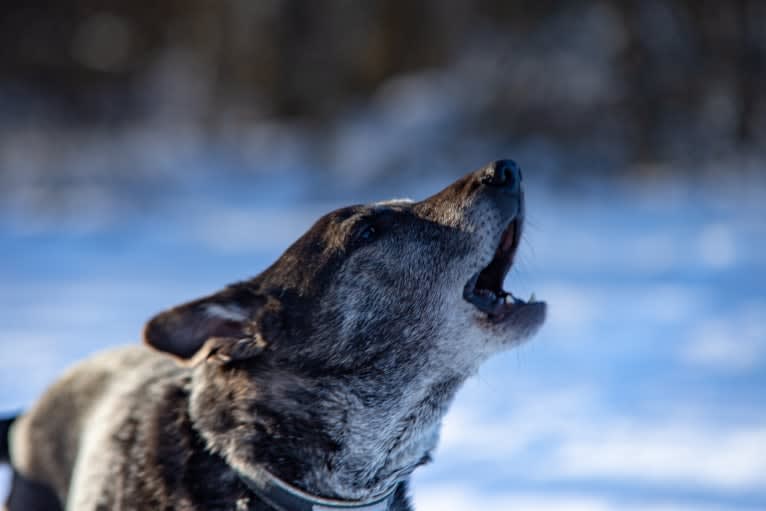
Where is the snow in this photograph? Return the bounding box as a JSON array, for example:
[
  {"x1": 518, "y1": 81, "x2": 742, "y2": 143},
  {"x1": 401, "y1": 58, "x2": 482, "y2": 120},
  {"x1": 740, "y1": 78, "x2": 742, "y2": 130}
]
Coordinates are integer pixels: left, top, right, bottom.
[{"x1": 1, "y1": 168, "x2": 764, "y2": 510}]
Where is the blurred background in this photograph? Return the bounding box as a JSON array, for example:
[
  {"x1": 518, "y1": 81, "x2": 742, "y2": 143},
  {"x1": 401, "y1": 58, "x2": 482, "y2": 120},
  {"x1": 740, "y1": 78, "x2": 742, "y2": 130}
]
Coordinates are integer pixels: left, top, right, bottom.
[{"x1": 1, "y1": 1, "x2": 765, "y2": 510}]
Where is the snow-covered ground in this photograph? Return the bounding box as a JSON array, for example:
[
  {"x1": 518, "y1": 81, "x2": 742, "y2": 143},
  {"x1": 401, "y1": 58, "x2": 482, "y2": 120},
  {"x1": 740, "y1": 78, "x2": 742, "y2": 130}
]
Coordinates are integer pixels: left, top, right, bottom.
[{"x1": 1, "y1": 166, "x2": 764, "y2": 510}]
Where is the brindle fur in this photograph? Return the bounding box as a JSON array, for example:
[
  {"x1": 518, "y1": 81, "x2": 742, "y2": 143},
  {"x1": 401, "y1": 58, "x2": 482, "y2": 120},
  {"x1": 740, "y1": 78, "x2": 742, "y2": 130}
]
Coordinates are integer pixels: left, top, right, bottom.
[{"x1": 3, "y1": 163, "x2": 545, "y2": 510}]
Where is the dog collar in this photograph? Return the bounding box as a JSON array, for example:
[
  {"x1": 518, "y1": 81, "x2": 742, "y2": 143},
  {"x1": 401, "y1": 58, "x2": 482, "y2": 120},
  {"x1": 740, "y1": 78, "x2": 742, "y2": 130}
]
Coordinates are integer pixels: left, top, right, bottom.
[{"x1": 238, "y1": 469, "x2": 397, "y2": 511}]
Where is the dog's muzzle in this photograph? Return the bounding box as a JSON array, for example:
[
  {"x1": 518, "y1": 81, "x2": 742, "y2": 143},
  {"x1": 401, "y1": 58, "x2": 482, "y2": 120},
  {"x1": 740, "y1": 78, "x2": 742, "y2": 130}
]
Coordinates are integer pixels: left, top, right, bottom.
[{"x1": 462, "y1": 160, "x2": 543, "y2": 322}]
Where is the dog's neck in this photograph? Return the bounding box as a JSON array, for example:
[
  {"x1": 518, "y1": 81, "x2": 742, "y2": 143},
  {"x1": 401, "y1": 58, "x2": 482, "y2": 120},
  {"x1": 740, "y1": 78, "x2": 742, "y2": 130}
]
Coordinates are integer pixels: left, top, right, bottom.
[{"x1": 188, "y1": 364, "x2": 465, "y2": 502}]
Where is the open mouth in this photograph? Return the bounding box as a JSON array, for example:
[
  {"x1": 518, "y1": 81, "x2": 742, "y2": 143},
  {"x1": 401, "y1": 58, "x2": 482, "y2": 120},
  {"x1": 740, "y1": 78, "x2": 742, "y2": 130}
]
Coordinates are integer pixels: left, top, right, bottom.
[{"x1": 462, "y1": 217, "x2": 537, "y2": 322}]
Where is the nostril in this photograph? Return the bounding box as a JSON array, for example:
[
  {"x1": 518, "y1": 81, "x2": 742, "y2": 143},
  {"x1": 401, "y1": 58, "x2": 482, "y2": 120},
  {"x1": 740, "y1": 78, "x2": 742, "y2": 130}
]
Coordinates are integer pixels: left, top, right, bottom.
[{"x1": 482, "y1": 159, "x2": 522, "y2": 189}]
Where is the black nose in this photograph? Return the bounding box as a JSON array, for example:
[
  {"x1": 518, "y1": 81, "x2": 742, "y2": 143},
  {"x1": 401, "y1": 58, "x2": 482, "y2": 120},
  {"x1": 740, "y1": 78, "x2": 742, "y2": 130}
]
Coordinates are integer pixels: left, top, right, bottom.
[{"x1": 482, "y1": 159, "x2": 522, "y2": 191}]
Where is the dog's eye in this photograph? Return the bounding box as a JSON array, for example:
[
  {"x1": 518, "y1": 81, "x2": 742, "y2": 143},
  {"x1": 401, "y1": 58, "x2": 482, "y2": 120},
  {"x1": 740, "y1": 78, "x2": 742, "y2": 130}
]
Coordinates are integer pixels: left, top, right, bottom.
[
  {"x1": 358, "y1": 225, "x2": 377, "y2": 243},
  {"x1": 352, "y1": 210, "x2": 396, "y2": 246}
]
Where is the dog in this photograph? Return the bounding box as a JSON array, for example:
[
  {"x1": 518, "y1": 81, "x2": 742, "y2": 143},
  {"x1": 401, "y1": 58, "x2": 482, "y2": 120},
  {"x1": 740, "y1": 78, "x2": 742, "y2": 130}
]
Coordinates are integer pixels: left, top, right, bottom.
[{"x1": 1, "y1": 160, "x2": 545, "y2": 511}]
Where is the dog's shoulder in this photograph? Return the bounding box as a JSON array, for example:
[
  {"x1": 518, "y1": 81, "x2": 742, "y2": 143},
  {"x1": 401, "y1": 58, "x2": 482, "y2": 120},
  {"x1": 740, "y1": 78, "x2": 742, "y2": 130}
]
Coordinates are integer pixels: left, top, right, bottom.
[
  {"x1": 66, "y1": 350, "x2": 257, "y2": 510},
  {"x1": 10, "y1": 345, "x2": 179, "y2": 505}
]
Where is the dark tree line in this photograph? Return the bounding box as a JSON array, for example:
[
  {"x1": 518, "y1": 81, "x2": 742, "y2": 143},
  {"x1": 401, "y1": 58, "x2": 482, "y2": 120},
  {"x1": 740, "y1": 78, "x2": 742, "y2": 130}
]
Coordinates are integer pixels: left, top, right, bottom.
[{"x1": 1, "y1": 0, "x2": 763, "y2": 167}]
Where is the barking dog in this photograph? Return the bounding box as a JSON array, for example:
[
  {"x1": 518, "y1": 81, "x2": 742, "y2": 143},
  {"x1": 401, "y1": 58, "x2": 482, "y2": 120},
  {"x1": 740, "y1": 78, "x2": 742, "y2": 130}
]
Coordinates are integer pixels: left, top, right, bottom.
[{"x1": 2, "y1": 160, "x2": 545, "y2": 511}]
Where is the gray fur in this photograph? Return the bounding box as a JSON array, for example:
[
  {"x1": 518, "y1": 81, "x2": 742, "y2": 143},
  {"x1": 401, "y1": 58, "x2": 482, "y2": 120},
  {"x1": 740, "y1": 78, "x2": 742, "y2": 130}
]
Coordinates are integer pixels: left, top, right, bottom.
[{"x1": 4, "y1": 161, "x2": 545, "y2": 510}]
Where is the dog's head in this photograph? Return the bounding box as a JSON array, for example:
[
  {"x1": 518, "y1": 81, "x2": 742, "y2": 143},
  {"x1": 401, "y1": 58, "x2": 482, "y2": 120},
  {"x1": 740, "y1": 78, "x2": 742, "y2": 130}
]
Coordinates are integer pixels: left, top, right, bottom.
[
  {"x1": 145, "y1": 160, "x2": 544, "y2": 371},
  {"x1": 142, "y1": 160, "x2": 545, "y2": 497}
]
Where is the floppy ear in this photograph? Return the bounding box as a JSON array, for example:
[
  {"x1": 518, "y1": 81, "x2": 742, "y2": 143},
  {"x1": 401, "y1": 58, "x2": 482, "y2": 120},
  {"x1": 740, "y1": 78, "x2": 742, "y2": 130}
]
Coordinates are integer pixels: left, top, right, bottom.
[{"x1": 143, "y1": 284, "x2": 270, "y2": 366}]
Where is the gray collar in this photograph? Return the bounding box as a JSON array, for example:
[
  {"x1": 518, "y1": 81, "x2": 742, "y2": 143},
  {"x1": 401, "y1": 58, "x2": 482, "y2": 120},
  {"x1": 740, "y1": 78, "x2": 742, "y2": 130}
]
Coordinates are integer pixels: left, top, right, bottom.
[{"x1": 238, "y1": 469, "x2": 397, "y2": 511}]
